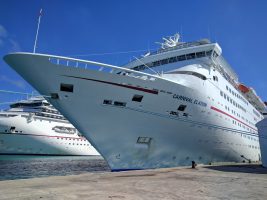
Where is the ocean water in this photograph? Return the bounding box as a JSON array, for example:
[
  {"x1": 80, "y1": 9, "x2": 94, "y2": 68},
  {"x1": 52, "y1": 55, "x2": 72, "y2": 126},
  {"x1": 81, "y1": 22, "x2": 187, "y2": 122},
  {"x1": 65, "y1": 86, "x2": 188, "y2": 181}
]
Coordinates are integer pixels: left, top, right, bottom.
[{"x1": 0, "y1": 155, "x2": 110, "y2": 181}]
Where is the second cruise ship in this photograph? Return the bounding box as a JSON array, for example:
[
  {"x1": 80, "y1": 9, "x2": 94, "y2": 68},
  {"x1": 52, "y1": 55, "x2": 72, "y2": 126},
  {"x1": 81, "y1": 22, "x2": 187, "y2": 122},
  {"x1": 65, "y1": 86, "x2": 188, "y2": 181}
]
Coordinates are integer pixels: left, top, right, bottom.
[
  {"x1": 0, "y1": 96, "x2": 99, "y2": 156},
  {"x1": 4, "y1": 34, "x2": 265, "y2": 170}
]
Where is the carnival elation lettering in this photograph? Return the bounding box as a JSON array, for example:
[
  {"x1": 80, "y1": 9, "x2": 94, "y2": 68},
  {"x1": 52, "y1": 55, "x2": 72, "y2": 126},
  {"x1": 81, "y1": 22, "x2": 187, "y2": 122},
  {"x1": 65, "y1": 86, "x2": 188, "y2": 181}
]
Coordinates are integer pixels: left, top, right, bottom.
[{"x1": 173, "y1": 94, "x2": 207, "y2": 107}]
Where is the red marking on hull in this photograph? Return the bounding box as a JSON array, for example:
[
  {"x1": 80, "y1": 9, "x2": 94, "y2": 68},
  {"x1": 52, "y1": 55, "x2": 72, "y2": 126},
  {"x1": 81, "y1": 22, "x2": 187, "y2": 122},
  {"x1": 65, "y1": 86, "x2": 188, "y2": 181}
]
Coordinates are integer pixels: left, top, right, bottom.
[
  {"x1": 0, "y1": 132, "x2": 86, "y2": 140},
  {"x1": 64, "y1": 75, "x2": 159, "y2": 94},
  {"x1": 210, "y1": 106, "x2": 257, "y2": 131}
]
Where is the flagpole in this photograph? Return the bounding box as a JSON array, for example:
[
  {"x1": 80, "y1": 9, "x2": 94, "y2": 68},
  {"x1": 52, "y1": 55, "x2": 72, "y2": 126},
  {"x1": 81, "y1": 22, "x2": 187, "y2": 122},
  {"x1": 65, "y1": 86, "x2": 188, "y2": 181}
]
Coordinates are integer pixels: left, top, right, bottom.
[{"x1": 33, "y1": 8, "x2": 42, "y2": 53}]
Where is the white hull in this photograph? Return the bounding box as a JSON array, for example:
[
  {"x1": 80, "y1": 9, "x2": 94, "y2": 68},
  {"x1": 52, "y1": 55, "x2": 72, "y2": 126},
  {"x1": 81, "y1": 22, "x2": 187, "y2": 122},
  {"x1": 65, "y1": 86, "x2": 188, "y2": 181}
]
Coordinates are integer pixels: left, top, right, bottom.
[
  {"x1": 4, "y1": 53, "x2": 261, "y2": 170},
  {"x1": 0, "y1": 113, "x2": 99, "y2": 156}
]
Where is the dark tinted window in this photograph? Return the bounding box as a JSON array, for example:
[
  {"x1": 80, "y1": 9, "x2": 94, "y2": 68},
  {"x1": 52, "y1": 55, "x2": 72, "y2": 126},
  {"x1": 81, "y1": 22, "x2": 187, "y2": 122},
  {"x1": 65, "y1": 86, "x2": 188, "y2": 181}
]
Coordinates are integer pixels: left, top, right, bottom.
[
  {"x1": 103, "y1": 100, "x2": 112, "y2": 105},
  {"x1": 178, "y1": 105, "x2": 187, "y2": 111},
  {"x1": 132, "y1": 95, "x2": 143, "y2": 102},
  {"x1": 167, "y1": 71, "x2": 206, "y2": 80},
  {"x1": 60, "y1": 83, "x2": 73, "y2": 92},
  {"x1": 114, "y1": 101, "x2": 126, "y2": 107}
]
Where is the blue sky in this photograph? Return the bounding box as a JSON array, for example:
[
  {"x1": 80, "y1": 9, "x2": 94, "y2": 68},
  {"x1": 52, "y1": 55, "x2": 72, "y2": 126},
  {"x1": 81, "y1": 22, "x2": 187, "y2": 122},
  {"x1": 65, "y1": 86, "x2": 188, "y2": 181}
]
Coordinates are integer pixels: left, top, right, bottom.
[{"x1": 0, "y1": 0, "x2": 267, "y2": 109}]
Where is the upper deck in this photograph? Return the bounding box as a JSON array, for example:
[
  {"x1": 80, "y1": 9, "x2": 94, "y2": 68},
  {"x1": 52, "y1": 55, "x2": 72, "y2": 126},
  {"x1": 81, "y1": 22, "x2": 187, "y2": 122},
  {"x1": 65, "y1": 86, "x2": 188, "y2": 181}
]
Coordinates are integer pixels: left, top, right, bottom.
[
  {"x1": 123, "y1": 34, "x2": 238, "y2": 82},
  {"x1": 123, "y1": 34, "x2": 265, "y2": 113}
]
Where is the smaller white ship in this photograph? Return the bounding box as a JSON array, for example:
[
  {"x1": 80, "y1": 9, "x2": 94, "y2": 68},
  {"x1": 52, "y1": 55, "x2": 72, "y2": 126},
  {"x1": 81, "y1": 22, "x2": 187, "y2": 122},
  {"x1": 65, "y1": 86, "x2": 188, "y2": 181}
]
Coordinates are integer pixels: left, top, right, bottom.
[{"x1": 0, "y1": 96, "x2": 99, "y2": 156}]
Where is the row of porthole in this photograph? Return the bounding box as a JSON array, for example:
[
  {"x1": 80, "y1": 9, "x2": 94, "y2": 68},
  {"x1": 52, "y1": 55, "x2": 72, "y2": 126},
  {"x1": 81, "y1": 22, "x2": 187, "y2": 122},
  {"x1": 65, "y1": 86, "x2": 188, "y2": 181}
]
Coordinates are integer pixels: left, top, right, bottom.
[
  {"x1": 191, "y1": 115, "x2": 257, "y2": 134},
  {"x1": 56, "y1": 137, "x2": 87, "y2": 141},
  {"x1": 198, "y1": 139, "x2": 259, "y2": 149},
  {"x1": 4, "y1": 130, "x2": 23, "y2": 133},
  {"x1": 200, "y1": 107, "x2": 253, "y2": 133},
  {"x1": 67, "y1": 143, "x2": 90, "y2": 146},
  {"x1": 242, "y1": 134, "x2": 258, "y2": 142},
  {"x1": 220, "y1": 91, "x2": 256, "y2": 130},
  {"x1": 226, "y1": 85, "x2": 248, "y2": 105},
  {"x1": 220, "y1": 90, "x2": 246, "y2": 113}
]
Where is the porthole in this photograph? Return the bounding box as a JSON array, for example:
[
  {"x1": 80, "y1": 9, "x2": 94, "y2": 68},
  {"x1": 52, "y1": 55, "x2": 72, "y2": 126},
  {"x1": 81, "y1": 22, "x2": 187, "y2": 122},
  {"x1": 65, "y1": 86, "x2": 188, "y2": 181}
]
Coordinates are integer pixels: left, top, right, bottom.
[{"x1": 132, "y1": 94, "x2": 143, "y2": 102}]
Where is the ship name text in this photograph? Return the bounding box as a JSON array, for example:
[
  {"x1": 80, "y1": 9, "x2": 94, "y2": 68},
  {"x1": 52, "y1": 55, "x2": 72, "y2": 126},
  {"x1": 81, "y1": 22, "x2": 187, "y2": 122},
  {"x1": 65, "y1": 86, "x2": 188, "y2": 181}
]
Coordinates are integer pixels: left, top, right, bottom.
[{"x1": 173, "y1": 94, "x2": 207, "y2": 107}]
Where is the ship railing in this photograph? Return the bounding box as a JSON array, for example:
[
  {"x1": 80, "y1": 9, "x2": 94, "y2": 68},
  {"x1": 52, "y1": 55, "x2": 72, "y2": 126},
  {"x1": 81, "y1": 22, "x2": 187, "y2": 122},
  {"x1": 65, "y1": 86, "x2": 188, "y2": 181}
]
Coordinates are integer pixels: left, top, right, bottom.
[{"x1": 48, "y1": 56, "x2": 158, "y2": 82}]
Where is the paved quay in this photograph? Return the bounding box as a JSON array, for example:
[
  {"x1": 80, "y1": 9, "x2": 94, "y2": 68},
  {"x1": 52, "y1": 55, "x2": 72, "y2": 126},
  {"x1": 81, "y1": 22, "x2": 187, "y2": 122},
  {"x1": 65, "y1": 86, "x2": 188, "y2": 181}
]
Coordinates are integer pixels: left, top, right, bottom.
[{"x1": 0, "y1": 164, "x2": 267, "y2": 200}]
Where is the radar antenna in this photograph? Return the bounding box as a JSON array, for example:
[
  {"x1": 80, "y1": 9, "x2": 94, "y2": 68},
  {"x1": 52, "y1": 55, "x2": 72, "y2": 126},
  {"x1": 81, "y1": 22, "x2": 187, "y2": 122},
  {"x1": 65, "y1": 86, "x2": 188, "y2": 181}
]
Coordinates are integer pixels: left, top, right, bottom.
[{"x1": 155, "y1": 33, "x2": 181, "y2": 49}]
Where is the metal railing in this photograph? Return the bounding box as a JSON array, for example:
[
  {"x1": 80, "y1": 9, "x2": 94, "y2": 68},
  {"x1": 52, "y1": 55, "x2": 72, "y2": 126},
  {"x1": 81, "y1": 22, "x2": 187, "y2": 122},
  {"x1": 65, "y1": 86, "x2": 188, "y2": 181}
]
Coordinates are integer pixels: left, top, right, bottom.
[{"x1": 48, "y1": 55, "x2": 159, "y2": 82}]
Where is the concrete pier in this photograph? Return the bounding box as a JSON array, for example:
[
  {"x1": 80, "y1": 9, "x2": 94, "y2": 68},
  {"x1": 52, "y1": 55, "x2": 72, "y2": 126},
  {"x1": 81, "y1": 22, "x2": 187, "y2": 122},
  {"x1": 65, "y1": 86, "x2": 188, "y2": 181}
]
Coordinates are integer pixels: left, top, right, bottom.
[{"x1": 0, "y1": 164, "x2": 267, "y2": 200}]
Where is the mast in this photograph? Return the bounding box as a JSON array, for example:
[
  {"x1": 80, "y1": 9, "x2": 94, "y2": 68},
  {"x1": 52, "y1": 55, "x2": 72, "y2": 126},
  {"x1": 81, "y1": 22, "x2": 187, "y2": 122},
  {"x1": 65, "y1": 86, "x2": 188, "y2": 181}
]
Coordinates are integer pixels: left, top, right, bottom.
[{"x1": 33, "y1": 8, "x2": 42, "y2": 53}]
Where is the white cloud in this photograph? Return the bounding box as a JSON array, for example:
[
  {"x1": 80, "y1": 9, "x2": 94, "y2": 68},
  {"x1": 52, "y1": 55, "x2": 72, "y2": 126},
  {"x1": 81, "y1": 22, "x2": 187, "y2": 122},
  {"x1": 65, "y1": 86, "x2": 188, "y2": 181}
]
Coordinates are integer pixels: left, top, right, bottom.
[
  {"x1": 9, "y1": 39, "x2": 21, "y2": 52},
  {"x1": 0, "y1": 24, "x2": 21, "y2": 51},
  {"x1": 0, "y1": 25, "x2": 7, "y2": 38},
  {"x1": 0, "y1": 75, "x2": 26, "y2": 89}
]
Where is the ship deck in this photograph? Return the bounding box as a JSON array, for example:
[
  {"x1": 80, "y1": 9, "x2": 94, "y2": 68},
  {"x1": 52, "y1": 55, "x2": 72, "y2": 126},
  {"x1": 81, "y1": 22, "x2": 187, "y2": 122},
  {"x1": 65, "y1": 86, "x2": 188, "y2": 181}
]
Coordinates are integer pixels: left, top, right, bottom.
[{"x1": 0, "y1": 163, "x2": 267, "y2": 200}]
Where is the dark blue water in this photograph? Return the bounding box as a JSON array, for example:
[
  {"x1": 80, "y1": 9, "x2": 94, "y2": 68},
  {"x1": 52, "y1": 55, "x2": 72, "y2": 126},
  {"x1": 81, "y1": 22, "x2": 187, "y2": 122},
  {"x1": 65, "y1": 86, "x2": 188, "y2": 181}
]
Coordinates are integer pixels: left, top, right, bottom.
[{"x1": 0, "y1": 155, "x2": 110, "y2": 181}]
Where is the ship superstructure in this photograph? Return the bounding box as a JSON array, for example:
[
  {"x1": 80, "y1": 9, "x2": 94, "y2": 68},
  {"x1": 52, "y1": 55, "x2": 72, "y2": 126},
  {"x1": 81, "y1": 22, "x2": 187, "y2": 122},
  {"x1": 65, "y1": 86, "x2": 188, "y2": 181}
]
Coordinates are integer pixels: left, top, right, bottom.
[
  {"x1": 4, "y1": 34, "x2": 264, "y2": 170},
  {"x1": 0, "y1": 96, "x2": 99, "y2": 156}
]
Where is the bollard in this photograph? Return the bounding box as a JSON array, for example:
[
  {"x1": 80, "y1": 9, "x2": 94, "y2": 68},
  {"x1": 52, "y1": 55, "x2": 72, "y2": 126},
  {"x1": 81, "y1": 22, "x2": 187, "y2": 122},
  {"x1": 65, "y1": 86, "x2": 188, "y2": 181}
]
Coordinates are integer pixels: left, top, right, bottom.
[{"x1": 192, "y1": 161, "x2": 197, "y2": 168}]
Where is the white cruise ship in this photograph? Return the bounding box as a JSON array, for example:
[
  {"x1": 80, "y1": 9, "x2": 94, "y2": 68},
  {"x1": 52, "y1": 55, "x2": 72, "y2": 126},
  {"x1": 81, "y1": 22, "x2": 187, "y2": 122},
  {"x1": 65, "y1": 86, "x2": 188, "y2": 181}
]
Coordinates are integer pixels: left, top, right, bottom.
[
  {"x1": 4, "y1": 34, "x2": 265, "y2": 170},
  {"x1": 0, "y1": 96, "x2": 99, "y2": 156}
]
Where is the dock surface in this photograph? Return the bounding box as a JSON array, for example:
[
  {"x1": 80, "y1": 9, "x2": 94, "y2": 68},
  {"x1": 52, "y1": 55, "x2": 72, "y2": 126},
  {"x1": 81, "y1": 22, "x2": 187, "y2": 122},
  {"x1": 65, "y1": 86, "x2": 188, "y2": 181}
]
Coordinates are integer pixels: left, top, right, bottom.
[{"x1": 0, "y1": 164, "x2": 267, "y2": 200}]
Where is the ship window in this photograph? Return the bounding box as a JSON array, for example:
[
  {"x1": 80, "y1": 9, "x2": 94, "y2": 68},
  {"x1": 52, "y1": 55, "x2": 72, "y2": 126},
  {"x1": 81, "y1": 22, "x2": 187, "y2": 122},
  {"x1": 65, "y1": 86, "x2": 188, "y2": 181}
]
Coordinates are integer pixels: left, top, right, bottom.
[
  {"x1": 114, "y1": 101, "x2": 126, "y2": 107},
  {"x1": 166, "y1": 71, "x2": 206, "y2": 80},
  {"x1": 178, "y1": 105, "x2": 187, "y2": 111},
  {"x1": 220, "y1": 91, "x2": 223, "y2": 96},
  {"x1": 213, "y1": 51, "x2": 219, "y2": 58},
  {"x1": 60, "y1": 83, "x2": 73, "y2": 92},
  {"x1": 137, "y1": 137, "x2": 152, "y2": 144},
  {"x1": 160, "y1": 59, "x2": 169, "y2": 65},
  {"x1": 177, "y1": 55, "x2": 186, "y2": 61},
  {"x1": 169, "y1": 57, "x2": 177, "y2": 63},
  {"x1": 206, "y1": 50, "x2": 212, "y2": 56},
  {"x1": 186, "y1": 53, "x2": 195, "y2": 59},
  {"x1": 132, "y1": 94, "x2": 143, "y2": 102},
  {"x1": 103, "y1": 100, "x2": 112, "y2": 105},
  {"x1": 196, "y1": 51, "x2": 205, "y2": 57},
  {"x1": 132, "y1": 50, "x2": 210, "y2": 71}
]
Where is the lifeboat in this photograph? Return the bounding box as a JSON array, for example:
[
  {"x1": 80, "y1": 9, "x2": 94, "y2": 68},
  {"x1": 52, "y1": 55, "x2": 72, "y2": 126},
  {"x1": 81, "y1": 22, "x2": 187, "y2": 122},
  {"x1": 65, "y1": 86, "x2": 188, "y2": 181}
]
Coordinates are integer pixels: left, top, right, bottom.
[{"x1": 238, "y1": 83, "x2": 250, "y2": 93}]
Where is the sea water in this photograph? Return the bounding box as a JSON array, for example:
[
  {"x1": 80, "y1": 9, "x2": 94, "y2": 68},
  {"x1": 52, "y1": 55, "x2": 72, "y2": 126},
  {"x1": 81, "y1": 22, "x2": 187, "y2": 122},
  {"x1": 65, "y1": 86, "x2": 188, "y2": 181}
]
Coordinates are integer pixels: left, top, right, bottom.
[{"x1": 0, "y1": 155, "x2": 109, "y2": 181}]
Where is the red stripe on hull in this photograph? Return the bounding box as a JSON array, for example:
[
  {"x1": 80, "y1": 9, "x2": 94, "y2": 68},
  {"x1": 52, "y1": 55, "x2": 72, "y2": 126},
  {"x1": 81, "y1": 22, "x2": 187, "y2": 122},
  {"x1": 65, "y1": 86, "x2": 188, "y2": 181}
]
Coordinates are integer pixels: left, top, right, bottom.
[
  {"x1": 64, "y1": 75, "x2": 159, "y2": 94},
  {"x1": 210, "y1": 106, "x2": 257, "y2": 131}
]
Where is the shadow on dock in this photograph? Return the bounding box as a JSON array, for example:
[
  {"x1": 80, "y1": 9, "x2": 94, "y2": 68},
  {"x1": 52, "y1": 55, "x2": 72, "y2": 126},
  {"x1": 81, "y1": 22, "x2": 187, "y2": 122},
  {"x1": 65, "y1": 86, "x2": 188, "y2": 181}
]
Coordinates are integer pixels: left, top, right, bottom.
[{"x1": 204, "y1": 164, "x2": 267, "y2": 174}]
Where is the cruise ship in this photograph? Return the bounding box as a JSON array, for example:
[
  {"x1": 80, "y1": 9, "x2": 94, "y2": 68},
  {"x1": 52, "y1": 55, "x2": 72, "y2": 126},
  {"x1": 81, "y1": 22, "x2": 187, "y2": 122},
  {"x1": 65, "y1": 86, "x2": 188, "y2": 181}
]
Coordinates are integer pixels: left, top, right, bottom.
[
  {"x1": 0, "y1": 96, "x2": 99, "y2": 156},
  {"x1": 4, "y1": 34, "x2": 265, "y2": 170}
]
